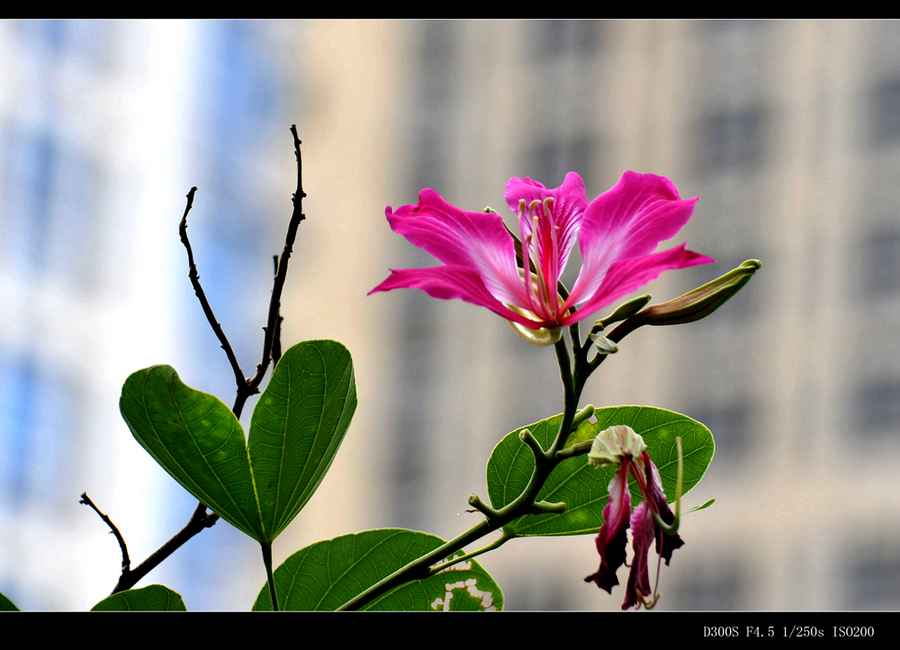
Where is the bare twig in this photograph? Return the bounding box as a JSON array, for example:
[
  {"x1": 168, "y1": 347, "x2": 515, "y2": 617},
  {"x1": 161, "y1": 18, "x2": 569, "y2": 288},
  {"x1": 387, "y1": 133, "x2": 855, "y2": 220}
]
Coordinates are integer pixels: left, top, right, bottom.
[
  {"x1": 239, "y1": 124, "x2": 306, "y2": 412},
  {"x1": 179, "y1": 187, "x2": 247, "y2": 392},
  {"x1": 111, "y1": 503, "x2": 218, "y2": 595},
  {"x1": 80, "y1": 493, "x2": 130, "y2": 573},
  {"x1": 96, "y1": 127, "x2": 308, "y2": 594},
  {"x1": 272, "y1": 313, "x2": 284, "y2": 367},
  {"x1": 270, "y1": 256, "x2": 284, "y2": 367}
]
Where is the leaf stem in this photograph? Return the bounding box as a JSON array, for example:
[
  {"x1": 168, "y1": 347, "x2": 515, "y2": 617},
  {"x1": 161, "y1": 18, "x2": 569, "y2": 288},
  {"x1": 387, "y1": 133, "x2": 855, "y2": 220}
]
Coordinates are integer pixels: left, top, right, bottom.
[
  {"x1": 341, "y1": 331, "x2": 592, "y2": 611},
  {"x1": 548, "y1": 335, "x2": 579, "y2": 457},
  {"x1": 426, "y1": 528, "x2": 516, "y2": 577},
  {"x1": 261, "y1": 542, "x2": 279, "y2": 611},
  {"x1": 337, "y1": 519, "x2": 495, "y2": 610}
]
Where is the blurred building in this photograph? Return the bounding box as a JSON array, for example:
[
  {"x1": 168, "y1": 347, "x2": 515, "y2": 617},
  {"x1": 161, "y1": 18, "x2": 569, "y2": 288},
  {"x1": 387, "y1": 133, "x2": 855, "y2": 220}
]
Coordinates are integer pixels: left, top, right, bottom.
[
  {"x1": 311, "y1": 20, "x2": 900, "y2": 610},
  {"x1": 0, "y1": 20, "x2": 299, "y2": 610},
  {"x1": 3, "y1": 19, "x2": 900, "y2": 612}
]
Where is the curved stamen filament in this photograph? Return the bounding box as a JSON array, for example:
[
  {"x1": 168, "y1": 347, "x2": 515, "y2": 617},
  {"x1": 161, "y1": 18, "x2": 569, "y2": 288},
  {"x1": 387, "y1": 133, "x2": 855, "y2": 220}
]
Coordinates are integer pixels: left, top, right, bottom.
[
  {"x1": 635, "y1": 590, "x2": 660, "y2": 610},
  {"x1": 514, "y1": 196, "x2": 565, "y2": 326},
  {"x1": 543, "y1": 196, "x2": 561, "y2": 320},
  {"x1": 531, "y1": 213, "x2": 552, "y2": 315},
  {"x1": 522, "y1": 239, "x2": 536, "y2": 312},
  {"x1": 652, "y1": 438, "x2": 683, "y2": 535},
  {"x1": 518, "y1": 199, "x2": 540, "y2": 316}
]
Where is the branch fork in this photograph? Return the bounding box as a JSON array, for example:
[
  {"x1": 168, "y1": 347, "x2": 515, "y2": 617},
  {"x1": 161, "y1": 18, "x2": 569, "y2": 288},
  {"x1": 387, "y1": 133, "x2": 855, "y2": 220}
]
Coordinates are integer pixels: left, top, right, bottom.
[{"x1": 87, "y1": 126, "x2": 308, "y2": 594}]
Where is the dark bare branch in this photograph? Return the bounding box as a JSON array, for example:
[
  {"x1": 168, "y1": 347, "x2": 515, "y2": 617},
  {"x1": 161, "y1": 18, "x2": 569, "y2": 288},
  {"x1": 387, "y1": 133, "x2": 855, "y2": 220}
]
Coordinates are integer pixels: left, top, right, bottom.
[
  {"x1": 178, "y1": 187, "x2": 247, "y2": 391},
  {"x1": 270, "y1": 256, "x2": 284, "y2": 368},
  {"x1": 80, "y1": 492, "x2": 130, "y2": 573},
  {"x1": 112, "y1": 502, "x2": 218, "y2": 595},
  {"x1": 242, "y1": 126, "x2": 306, "y2": 405},
  {"x1": 105, "y1": 128, "x2": 306, "y2": 593}
]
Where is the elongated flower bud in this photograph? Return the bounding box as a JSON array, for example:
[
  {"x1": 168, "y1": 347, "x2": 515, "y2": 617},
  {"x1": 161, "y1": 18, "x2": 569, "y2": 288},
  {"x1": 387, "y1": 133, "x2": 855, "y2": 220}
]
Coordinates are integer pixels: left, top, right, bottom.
[
  {"x1": 610, "y1": 260, "x2": 760, "y2": 340},
  {"x1": 593, "y1": 293, "x2": 652, "y2": 330}
]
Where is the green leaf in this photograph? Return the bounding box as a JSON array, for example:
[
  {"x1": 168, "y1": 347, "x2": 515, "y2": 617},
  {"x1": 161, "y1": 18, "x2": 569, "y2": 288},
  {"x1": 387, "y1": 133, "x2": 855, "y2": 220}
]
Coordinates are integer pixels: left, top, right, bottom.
[
  {"x1": 119, "y1": 340, "x2": 357, "y2": 545},
  {"x1": 486, "y1": 406, "x2": 714, "y2": 537},
  {"x1": 252, "y1": 529, "x2": 503, "y2": 611},
  {"x1": 249, "y1": 340, "x2": 357, "y2": 541},
  {"x1": 0, "y1": 591, "x2": 19, "y2": 611},
  {"x1": 119, "y1": 364, "x2": 263, "y2": 540},
  {"x1": 91, "y1": 585, "x2": 187, "y2": 611}
]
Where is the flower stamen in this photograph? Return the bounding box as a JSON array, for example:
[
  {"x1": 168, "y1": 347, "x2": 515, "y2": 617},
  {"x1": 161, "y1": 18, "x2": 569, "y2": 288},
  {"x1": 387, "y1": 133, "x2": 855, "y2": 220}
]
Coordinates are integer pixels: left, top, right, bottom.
[
  {"x1": 635, "y1": 591, "x2": 660, "y2": 610},
  {"x1": 653, "y1": 539, "x2": 664, "y2": 600},
  {"x1": 522, "y1": 242, "x2": 537, "y2": 312},
  {"x1": 530, "y1": 213, "x2": 552, "y2": 316},
  {"x1": 652, "y1": 437, "x2": 683, "y2": 535},
  {"x1": 516, "y1": 200, "x2": 539, "y2": 315},
  {"x1": 543, "y1": 196, "x2": 562, "y2": 320}
]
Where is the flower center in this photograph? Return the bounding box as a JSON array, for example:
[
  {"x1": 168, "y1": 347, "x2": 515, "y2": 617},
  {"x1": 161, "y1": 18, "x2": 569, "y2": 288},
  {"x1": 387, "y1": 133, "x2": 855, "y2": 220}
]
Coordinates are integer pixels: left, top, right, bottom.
[{"x1": 517, "y1": 196, "x2": 563, "y2": 324}]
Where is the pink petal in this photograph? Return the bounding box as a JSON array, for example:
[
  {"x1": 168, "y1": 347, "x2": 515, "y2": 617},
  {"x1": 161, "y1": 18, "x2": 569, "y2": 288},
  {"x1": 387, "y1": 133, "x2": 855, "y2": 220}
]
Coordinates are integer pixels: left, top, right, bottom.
[
  {"x1": 563, "y1": 244, "x2": 715, "y2": 326},
  {"x1": 641, "y1": 453, "x2": 684, "y2": 565},
  {"x1": 568, "y1": 171, "x2": 703, "y2": 307},
  {"x1": 623, "y1": 502, "x2": 655, "y2": 610},
  {"x1": 503, "y1": 172, "x2": 589, "y2": 284},
  {"x1": 385, "y1": 189, "x2": 526, "y2": 308},
  {"x1": 368, "y1": 266, "x2": 538, "y2": 328},
  {"x1": 585, "y1": 462, "x2": 632, "y2": 594}
]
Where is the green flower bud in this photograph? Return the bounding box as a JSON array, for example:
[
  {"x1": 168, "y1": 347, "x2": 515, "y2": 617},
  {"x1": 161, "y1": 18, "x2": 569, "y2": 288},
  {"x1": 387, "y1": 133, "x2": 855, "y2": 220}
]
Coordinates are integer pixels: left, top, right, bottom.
[
  {"x1": 610, "y1": 260, "x2": 761, "y2": 339},
  {"x1": 593, "y1": 293, "x2": 652, "y2": 330}
]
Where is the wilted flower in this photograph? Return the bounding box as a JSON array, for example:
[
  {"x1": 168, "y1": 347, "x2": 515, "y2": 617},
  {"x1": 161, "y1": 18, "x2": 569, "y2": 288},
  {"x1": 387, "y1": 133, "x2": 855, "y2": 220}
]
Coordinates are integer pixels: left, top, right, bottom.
[
  {"x1": 370, "y1": 172, "x2": 714, "y2": 345},
  {"x1": 585, "y1": 425, "x2": 684, "y2": 610}
]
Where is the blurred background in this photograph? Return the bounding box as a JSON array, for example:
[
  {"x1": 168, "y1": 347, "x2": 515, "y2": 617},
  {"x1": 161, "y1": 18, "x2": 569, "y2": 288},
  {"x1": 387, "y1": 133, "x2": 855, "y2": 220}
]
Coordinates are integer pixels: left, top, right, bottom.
[{"x1": 1, "y1": 19, "x2": 899, "y2": 611}]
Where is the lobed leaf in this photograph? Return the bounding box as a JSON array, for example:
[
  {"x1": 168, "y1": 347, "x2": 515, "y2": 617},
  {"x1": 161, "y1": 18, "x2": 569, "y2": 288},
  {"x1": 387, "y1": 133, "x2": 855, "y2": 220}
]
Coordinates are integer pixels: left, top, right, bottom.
[
  {"x1": 119, "y1": 364, "x2": 262, "y2": 539},
  {"x1": 119, "y1": 340, "x2": 357, "y2": 545},
  {"x1": 252, "y1": 529, "x2": 503, "y2": 611},
  {"x1": 249, "y1": 340, "x2": 357, "y2": 541},
  {"x1": 91, "y1": 584, "x2": 187, "y2": 611},
  {"x1": 486, "y1": 406, "x2": 714, "y2": 536},
  {"x1": 0, "y1": 591, "x2": 19, "y2": 611}
]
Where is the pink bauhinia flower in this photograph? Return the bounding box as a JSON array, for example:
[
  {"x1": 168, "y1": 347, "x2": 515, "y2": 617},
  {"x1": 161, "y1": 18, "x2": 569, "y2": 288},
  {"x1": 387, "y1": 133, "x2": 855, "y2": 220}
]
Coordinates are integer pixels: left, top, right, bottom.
[
  {"x1": 584, "y1": 425, "x2": 684, "y2": 610},
  {"x1": 370, "y1": 171, "x2": 714, "y2": 345}
]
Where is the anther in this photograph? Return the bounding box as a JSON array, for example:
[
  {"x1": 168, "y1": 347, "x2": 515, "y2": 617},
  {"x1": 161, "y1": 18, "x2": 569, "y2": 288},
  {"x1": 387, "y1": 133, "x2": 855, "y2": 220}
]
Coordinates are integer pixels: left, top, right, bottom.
[{"x1": 636, "y1": 591, "x2": 661, "y2": 610}]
